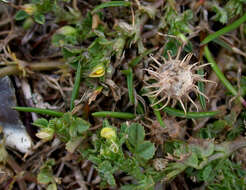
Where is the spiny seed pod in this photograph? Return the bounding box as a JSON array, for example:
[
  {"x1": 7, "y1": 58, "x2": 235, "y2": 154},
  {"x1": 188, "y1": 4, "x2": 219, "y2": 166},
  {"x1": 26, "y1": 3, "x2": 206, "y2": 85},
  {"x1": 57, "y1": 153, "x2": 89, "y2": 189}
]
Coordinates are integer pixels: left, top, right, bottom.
[{"x1": 144, "y1": 48, "x2": 215, "y2": 113}]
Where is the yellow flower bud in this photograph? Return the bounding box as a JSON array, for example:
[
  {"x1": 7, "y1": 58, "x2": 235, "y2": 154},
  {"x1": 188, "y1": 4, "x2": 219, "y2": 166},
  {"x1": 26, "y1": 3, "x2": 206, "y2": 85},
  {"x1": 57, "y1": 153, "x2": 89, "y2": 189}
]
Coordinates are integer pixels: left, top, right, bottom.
[
  {"x1": 89, "y1": 64, "x2": 105, "y2": 78},
  {"x1": 100, "y1": 127, "x2": 116, "y2": 140},
  {"x1": 36, "y1": 128, "x2": 54, "y2": 141},
  {"x1": 23, "y1": 4, "x2": 37, "y2": 15}
]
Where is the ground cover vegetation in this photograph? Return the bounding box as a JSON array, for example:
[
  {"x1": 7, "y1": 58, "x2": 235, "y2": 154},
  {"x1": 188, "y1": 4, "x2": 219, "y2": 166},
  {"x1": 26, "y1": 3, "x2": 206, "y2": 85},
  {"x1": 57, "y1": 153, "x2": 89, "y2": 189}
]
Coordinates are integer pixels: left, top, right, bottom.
[{"x1": 1, "y1": 0, "x2": 246, "y2": 189}]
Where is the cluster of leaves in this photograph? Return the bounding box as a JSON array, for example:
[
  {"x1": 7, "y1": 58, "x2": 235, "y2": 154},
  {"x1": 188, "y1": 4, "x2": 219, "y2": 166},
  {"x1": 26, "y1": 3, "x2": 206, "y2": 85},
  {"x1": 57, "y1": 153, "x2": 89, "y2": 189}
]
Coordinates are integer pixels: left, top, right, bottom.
[
  {"x1": 37, "y1": 159, "x2": 58, "y2": 190},
  {"x1": 3, "y1": 0, "x2": 246, "y2": 189},
  {"x1": 207, "y1": 0, "x2": 246, "y2": 24},
  {"x1": 186, "y1": 158, "x2": 246, "y2": 190},
  {"x1": 198, "y1": 112, "x2": 245, "y2": 140},
  {"x1": 163, "y1": 138, "x2": 246, "y2": 189},
  {"x1": 33, "y1": 113, "x2": 90, "y2": 153},
  {"x1": 160, "y1": 0, "x2": 193, "y2": 42},
  {"x1": 83, "y1": 120, "x2": 157, "y2": 189},
  {"x1": 34, "y1": 117, "x2": 158, "y2": 189},
  {"x1": 14, "y1": 0, "x2": 79, "y2": 27},
  {"x1": 51, "y1": 13, "x2": 122, "y2": 79},
  {"x1": 33, "y1": 113, "x2": 246, "y2": 189}
]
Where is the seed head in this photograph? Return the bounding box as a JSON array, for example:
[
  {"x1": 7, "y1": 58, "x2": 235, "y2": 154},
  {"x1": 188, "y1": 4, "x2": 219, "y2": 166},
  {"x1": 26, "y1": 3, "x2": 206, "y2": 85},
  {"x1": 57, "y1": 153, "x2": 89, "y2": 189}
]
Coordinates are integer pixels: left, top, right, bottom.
[{"x1": 144, "y1": 48, "x2": 214, "y2": 113}]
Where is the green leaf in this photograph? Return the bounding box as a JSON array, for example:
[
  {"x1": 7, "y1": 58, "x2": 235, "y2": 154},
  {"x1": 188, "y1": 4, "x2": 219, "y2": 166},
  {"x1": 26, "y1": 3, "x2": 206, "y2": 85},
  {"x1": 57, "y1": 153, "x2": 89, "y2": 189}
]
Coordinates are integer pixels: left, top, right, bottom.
[
  {"x1": 147, "y1": 95, "x2": 166, "y2": 128},
  {"x1": 34, "y1": 13, "x2": 45, "y2": 24},
  {"x1": 15, "y1": 10, "x2": 29, "y2": 21},
  {"x1": 33, "y1": 118, "x2": 49, "y2": 128},
  {"x1": 135, "y1": 141, "x2": 155, "y2": 160},
  {"x1": 92, "y1": 111, "x2": 135, "y2": 119},
  {"x1": 13, "y1": 106, "x2": 64, "y2": 117},
  {"x1": 47, "y1": 183, "x2": 57, "y2": 190},
  {"x1": 184, "y1": 152, "x2": 199, "y2": 168},
  {"x1": 202, "y1": 165, "x2": 212, "y2": 181},
  {"x1": 32, "y1": 0, "x2": 41, "y2": 3},
  {"x1": 66, "y1": 136, "x2": 83, "y2": 153},
  {"x1": 98, "y1": 161, "x2": 116, "y2": 186},
  {"x1": 204, "y1": 46, "x2": 238, "y2": 96},
  {"x1": 127, "y1": 123, "x2": 145, "y2": 147},
  {"x1": 210, "y1": 2, "x2": 228, "y2": 24},
  {"x1": 92, "y1": 1, "x2": 131, "y2": 14},
  {"x1": 129, "y1": 48, "x2": 156, "y2": 68},
  {"x1": 51, "y1": 34, "x2": 65, "y2": 46},
  {"x1": 122, "y1": 68, "x2": 134, "y2": 104},
  {"x1": 69, "y1": 121, "x2": 78, "y2": 137},
  {"x1": 70, "y1": 61, "x2": 82, "y2": 110},
  {"x1": 37, "y1": 159, "x2": 55, "y2": 184},
  {"x1": 76, "y1": 118, "x2": 90, "y2": 134},
  {"x1": 163, "y1": 38, "x2": 181, "y2": 59},
  {"x1": 197, "y1": 69, "x2": 206, "y2": 110},
  {"x1": 201, "y1": 12, "x2": 246, "y2": 45},
  {"x1": 163, "y1": 107, "x2": 219, "y2": 118},
  {"x1": 37, "y1": 169, "x2": 54, "y2": 184},
  {"x1": 121, "y1": 175, "x2": 155, "y2": 190}
]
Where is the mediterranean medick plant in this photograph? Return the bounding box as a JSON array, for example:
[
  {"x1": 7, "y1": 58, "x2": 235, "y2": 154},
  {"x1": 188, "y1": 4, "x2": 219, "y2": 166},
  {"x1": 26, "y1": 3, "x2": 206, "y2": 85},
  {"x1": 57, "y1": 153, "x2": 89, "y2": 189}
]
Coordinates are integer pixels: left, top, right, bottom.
[{"x1": 144, "y1": 47, "x2": 215, "y2": 113}]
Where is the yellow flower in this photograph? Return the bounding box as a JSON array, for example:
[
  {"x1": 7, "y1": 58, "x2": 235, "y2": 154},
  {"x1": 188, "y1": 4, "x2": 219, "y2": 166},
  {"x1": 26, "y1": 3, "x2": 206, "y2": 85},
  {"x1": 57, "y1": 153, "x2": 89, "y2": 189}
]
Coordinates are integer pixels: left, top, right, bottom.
[
  {"x1": 23, "y1": 4, "x2": 37, "y2": 15},
  {"x1": 89, "y1": 64, "x2": 105, "y2": 78},
  {"x1": 100, "y1": 127, "x2": 116, "y2": 140}
]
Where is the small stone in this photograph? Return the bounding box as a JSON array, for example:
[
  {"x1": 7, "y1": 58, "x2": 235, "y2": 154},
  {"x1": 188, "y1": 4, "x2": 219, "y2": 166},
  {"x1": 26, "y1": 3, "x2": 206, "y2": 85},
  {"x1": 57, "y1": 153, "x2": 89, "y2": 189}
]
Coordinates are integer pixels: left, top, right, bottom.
[{"x1": 0, "y1": 76, "x2": 32, "y2": 153}]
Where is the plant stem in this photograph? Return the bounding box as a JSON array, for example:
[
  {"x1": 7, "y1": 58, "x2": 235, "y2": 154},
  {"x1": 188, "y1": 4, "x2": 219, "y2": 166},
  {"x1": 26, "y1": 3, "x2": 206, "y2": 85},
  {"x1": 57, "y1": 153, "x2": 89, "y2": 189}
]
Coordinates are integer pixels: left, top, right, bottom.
[{"x1": 0, "y1": 61, "x2": 65, "y2": 78}]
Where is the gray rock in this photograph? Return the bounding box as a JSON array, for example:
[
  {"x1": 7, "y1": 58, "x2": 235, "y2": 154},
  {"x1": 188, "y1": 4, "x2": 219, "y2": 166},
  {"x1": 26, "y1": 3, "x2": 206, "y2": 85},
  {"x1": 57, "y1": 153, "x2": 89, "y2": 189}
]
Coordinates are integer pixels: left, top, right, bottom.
[{"x1": 0, "y1": 76, "x2": 32, "y2": 153}]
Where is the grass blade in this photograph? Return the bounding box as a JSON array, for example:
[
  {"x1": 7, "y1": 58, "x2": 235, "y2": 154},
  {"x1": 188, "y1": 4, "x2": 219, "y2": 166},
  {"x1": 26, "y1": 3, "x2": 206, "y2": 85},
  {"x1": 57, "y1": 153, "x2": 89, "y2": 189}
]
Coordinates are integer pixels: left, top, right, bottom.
[
  {"x1": 148, "y1": 97, "x2": 166, "y2": 128},
  {"x1": 13, "y1": 106, "x2": 64, "y2": 117},
  {"x1": 122, "y1": 68, "x2": 134, "y2": 104},
  {"x1": 212, "y1": 38, "x2": 233, "y2": 51},
  {"x1": 201, "y1": 12, "x2": 246, "y2": 45},
  {"x1": 162, "y1": 107, "x2": 219, "y2": 119},
  {"x1": 92, "y1": 1, "x2": 131, "y2": 14},
  {"x1": 92, "y1": 111, "x2": 135, "y2": 119},
  {"x1": 129, "y1": 48, "x2": 156, "y2": 67},
  {"x1": 204, "y1": 46, "x2": 237, "y2": 96},
  {"x1": 197, "y1": 69, "x2": 206, "y2": 110},
  {"x1": 70, "y1": 62, "x2": 82, "y2": 111}
]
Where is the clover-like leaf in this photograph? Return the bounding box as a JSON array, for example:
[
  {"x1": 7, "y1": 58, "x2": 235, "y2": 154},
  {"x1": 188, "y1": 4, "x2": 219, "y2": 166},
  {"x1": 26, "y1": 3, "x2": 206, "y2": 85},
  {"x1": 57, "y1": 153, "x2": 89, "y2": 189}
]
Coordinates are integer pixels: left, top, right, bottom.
[
  {"x1": 127, "y1": 123, "x2": 145, "y2": 148},
  {"x1": 135, "y1": 141, "x2": 155, "y2": 160},
  {"x1": 15, "y1": 10, "x2": 29, "y2": 21}
]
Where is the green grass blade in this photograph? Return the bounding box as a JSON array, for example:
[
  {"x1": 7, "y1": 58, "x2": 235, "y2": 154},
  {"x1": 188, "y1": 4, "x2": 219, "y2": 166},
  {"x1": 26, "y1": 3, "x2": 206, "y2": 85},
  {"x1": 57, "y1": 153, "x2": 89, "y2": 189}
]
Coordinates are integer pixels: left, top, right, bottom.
[
  {"x1": 162, "y1": 107, "x2": 219, "y2": 119},
  {"x1": 204, "y1": 46, "x2": 237, "y2": 96},
  {"x1": 70, "y1": 62, "x2": 82, "y2": 111},
  {"x1": 136, "y1": 103, "x2": 144, "y2": 114},
  {"x1": 13, "y1": 106, "x2": 64, "y2": 117},
  {"x1": 197, "y1": 69, "x2": 206, "y2": 110},
  {"x1": 213, "y1": 38, "x2": 233, "y2": 51},
  {"x1": 201, "y1": 12, "x2": 246, "y2": 45},
  {"x1": 122, "y1": 68, "x2": 134, "y2": 104},
  {"x1": 92, "y1": 1, "x2": 131, "y2": 14},
  {"x1": 129, "y1": 48, "x2": 156, "y2": 67},
  {"x1": 142, "y1": 88, "x2": 166, "y2": 128},
  {"x1": 92, "y1": 111, "x2": 135, "y2": 119},
  {"x1": 148, "y1": 97, "x2": 166, "y2": 128}
]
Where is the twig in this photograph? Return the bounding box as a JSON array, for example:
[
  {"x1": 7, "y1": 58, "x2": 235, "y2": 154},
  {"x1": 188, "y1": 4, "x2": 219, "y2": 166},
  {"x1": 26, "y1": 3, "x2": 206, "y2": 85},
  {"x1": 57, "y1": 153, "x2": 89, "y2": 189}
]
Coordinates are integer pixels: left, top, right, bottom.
[{"x1": 0, "y1": 61, "x2": 65, "y2": 78}]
